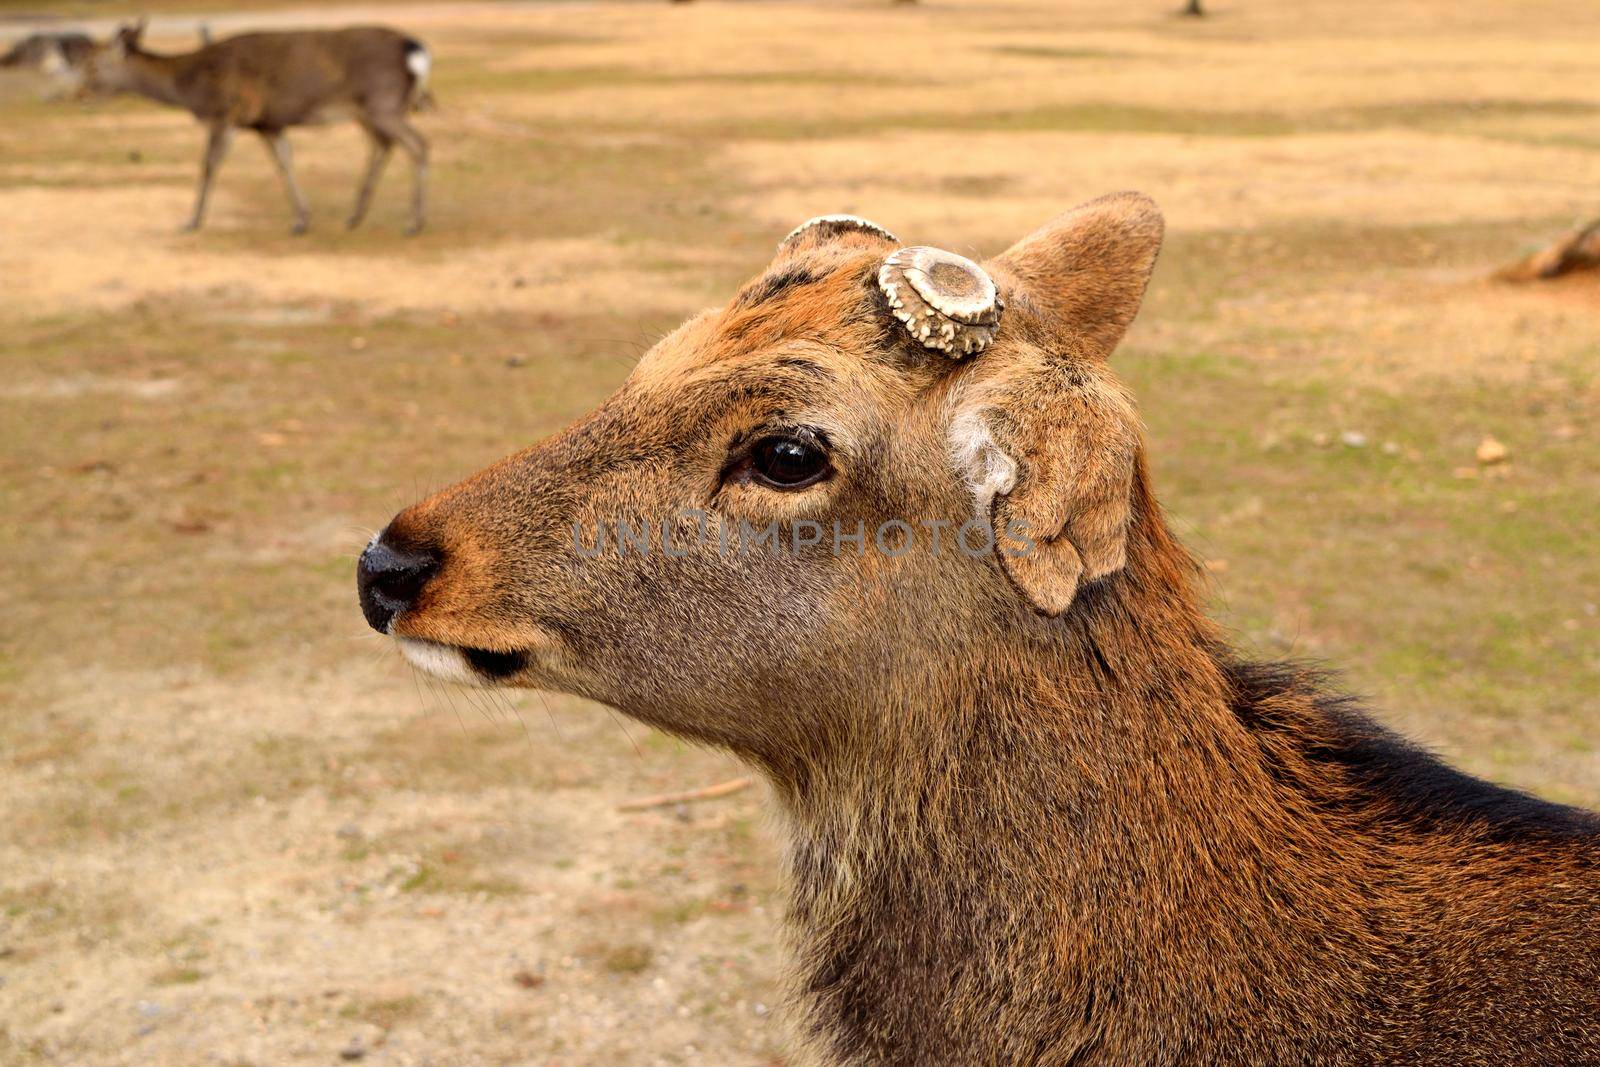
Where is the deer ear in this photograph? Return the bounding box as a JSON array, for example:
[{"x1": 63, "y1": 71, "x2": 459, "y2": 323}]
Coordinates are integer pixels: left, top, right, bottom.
[
  {"x1": 989, "y1": 191, "x2": 1163, "y2": 360},
  {"x1": 952, "y1": 193, "x2": 1162, "y2": 616},
  {"x1": 119, "y1": 18, "x2": 147, "y2": 49}
]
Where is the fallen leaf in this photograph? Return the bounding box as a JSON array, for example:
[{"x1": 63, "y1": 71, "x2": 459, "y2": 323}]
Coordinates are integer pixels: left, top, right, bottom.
[{"x1": 1475, "y1": 436, "x2": 1508, "y2": 465}]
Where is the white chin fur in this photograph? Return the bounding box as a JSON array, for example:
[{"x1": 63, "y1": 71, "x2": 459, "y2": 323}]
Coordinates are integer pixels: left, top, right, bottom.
[{"x1": 395, "y1": 637, "x2": 479, "y2": 684}]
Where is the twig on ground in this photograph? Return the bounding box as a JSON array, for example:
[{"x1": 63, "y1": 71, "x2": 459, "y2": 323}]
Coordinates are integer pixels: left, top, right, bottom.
[{"x1": 617, "y1": 777, "x2": 752, "y2": 812}]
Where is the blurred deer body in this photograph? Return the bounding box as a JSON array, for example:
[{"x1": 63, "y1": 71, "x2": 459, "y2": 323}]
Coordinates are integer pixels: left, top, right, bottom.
[
  {"x1": 2, "y1": 32, "x2": 93, "y2": 72},
  {"x1": 356, "y1": 197, "x2": 1600, "y2": 1064},
  {"x1": 2, "y1": 32, "x2": 94, "y2": 96},
  {"x1": 84, "y1": 23, "x2": 430, "y2": 235}
]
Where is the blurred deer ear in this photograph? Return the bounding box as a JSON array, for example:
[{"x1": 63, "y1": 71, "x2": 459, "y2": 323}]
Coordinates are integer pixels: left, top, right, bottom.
[
  {"x1": 111, "y1": 21, "x2": 142, "y2": 54},
  {"x1": 951, "y1": 193, "x2": 1162, "y2": 616},
  {"x1": 989, "y1": 191, "x2": 1163, "y2": 360}
]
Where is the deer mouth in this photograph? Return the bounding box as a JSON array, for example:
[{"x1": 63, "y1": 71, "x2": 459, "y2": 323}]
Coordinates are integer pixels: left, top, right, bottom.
[
  {"x1": 463, "y1": 646, "x2": 528, "y2": 680},
  {"x1": 395, "y1": 637, "x2": 528, "y2": 684}
]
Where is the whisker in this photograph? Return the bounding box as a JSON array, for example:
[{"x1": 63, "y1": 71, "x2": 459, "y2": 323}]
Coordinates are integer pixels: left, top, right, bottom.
[
  {"x1": 603, "y1": 704, "x2": 643, "y2": 759},
  {"x1": 534, "y1": 689, "x2": 564, "y2": 744},
  {"x1": 462, "y1": 683, "x2": 501, "y2": 726},
  {"x1": 429, "y1": 674, "x2": 468, "y2": 736},
  {"x1": 410, "y1": 674, "x2": 430, "y2": 724},
  {"x1": 496, "y1": 689, "x2": 532, "y2": 745}
]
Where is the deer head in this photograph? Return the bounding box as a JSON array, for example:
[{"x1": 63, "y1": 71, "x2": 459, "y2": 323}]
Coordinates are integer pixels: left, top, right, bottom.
[
  {"x1": 80, "y1": 19, "x2": 148, "y2": 96},
  {"x1": 359, "y1": 193, "x2": 1163, "y2": 765}
]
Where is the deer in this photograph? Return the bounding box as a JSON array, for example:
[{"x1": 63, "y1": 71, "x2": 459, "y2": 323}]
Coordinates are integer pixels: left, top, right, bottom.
[
  {"x1": 80, "y1": 21, "x2": 431, "y2": 235},
  {"x1": 1, "y1": 32, "x2": 94, "y2": 74},
  {"x1": 355, "y1": 194, "x2": 1600, "y2": 1065},
  {"x1": 2, "y1": 31, "x2": 95, "y2": 98}
]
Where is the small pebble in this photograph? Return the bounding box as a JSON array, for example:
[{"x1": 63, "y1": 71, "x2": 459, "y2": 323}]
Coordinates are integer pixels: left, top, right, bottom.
[
  {"x1": 1339, "y1": 431, "x2": 1367, "y2": 448},
  {"x1": 339, "y1": 1039, "x2": 366, "y2": 1061}
]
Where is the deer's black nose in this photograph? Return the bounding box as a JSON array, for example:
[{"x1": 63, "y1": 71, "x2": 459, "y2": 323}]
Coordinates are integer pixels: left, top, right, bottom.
[{"x1": 357, "y1": 537, "x2": 439, "y2": 633}]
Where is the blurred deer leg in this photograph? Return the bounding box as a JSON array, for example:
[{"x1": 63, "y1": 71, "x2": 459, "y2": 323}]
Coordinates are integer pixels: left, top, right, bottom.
[
  {"x1": 371, "y1": 114, "x2": 428, "y2": 236},
  {"x1": 261, "y1": 130, "x2": 310, "y2": 235},
  {"x1": 346, "y1": 129, "x2": 392, "y2": 230},
  {"x1": 185, "y1": 124, "x2": 233, "y2": 232}
]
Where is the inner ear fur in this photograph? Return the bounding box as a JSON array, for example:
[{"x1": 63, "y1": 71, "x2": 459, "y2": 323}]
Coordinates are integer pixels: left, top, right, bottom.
[
  {"x1": 953, "y1": 192, "x2": 1163, "y2": 617},
  {"x1": 955, "y1": 358, "x2": 1140, "y2": 617}
]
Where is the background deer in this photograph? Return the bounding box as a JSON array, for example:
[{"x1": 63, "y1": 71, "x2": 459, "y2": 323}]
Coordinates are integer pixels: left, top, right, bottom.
[
  {"x1": 82, "y1": 21, "x2": 431, "y2": 235},
  {"x1": 1, "y1": 31, "x2": 93, "y2": 75},
  {"x1": 356, "y1": 194, "x2": 1600, "y2": 1064}
]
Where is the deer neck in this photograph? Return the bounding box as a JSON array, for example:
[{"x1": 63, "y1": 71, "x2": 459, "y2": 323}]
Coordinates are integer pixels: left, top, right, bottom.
[
  {"x1": 123, "y1": 52, "x2": 193, "y2": 110},
  {"x1": 767, "y1": 566, "x2": 1399, "y2": 1061}
]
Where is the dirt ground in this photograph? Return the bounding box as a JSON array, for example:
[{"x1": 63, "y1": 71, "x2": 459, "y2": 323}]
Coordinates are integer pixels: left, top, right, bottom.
[{"x1": 2, "y1": 0, "x2": 1598, "y2": 1064}]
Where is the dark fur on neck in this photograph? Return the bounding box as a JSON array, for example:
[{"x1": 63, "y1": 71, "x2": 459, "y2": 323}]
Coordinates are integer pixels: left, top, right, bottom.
[{"x1": 1222, "y1": 658, "x2": 1598, "y2": 844}]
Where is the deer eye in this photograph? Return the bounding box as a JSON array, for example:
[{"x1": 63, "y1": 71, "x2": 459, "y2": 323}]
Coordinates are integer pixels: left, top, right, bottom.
[{"x1": 748, "y1": 434, "x2": 832, "y2": 490}]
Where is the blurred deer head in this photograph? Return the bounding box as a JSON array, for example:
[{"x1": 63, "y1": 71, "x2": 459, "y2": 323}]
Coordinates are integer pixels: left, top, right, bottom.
[{"x1": 79, "y1": 19, "x2": 147, "y2": 96}]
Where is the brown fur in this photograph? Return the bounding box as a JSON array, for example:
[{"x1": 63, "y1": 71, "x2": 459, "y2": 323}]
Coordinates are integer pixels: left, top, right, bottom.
[
  {"x1": 362, "y1": 193, "x2": 1600, "y2": 1064},
  {"x1": 82, "y1": 23, "x2": 429, "y2": 234}
]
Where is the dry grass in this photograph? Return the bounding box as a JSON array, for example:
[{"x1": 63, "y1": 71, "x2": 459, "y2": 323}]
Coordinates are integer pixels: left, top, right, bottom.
[{"x1": 1, "y1": 0, "x2": 1597, "y2": 1063}]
